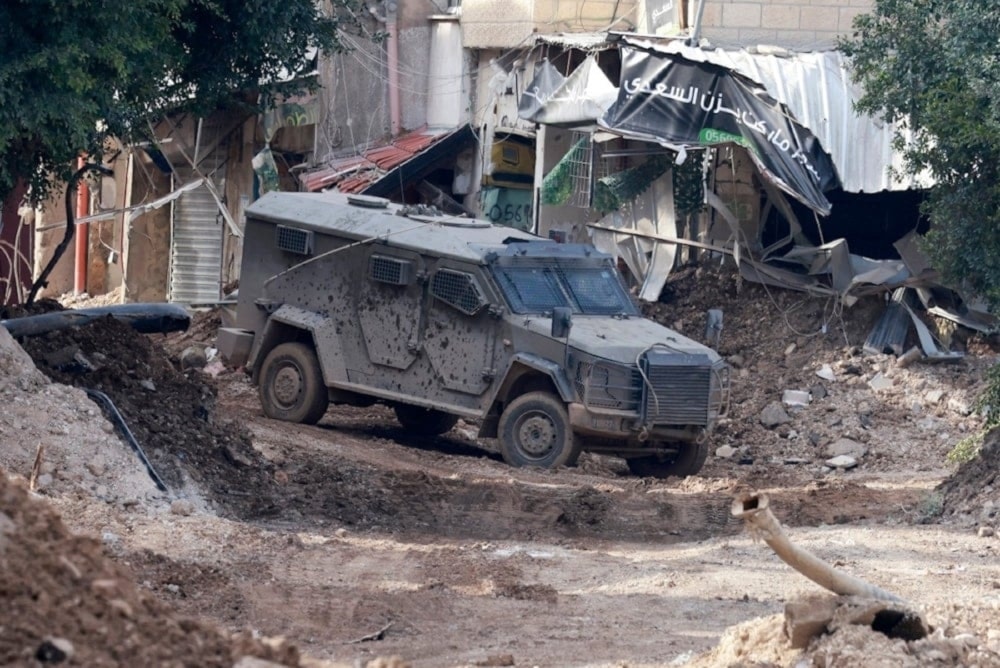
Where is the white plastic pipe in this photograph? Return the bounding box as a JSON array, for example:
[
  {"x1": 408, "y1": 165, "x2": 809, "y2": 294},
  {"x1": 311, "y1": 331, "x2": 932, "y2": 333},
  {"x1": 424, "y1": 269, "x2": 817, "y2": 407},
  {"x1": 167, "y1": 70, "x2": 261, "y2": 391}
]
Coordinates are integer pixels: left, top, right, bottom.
[{"x1": 731, "y1": 493, "x2": 906, "y2": 604}]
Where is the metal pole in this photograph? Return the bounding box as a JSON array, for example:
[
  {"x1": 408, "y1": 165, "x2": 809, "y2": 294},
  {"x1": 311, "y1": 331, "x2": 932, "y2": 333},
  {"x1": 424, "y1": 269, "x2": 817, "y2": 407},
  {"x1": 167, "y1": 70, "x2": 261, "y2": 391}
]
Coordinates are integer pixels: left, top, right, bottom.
[{"x1": 689, "y1": 0, "x2": 708, "y2": 45}]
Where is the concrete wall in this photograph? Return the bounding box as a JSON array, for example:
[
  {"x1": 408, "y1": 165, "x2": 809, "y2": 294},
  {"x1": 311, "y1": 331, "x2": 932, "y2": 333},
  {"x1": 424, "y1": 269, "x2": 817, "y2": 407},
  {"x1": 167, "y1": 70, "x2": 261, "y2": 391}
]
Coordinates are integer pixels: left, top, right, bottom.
[
  {"x1": 695, "y1": 0, "x2": 873, "y2": 50},
  {"x1": 315, "y1": 4, "x2": 434, "y2": 163},
  {"x1": 462, "y1": 0, "x2": 640, "y2": 48}
]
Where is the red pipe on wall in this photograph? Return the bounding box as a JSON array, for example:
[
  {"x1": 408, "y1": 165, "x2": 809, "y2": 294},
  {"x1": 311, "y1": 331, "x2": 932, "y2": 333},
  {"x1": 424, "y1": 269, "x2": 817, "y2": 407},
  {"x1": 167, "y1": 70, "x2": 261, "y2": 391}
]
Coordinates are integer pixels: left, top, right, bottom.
[{"x1": 74, "y1": 156, "x2": 88, "y2": 294}]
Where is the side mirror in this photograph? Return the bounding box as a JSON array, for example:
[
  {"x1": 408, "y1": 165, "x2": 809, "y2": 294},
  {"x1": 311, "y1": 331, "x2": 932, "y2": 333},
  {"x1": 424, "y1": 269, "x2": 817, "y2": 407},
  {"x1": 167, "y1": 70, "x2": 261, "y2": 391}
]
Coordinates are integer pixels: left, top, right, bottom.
[{"x1": 551, "y1": 306, "x2": 572, "y2": 338}]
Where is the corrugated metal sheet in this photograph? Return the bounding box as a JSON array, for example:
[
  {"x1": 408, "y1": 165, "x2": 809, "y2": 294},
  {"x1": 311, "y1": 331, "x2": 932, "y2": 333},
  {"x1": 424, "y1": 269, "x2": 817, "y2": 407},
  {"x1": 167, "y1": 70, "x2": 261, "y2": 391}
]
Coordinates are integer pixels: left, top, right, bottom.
[
  {"x1": 620, "y1": 37, "x2": 931, "y2": 193},
  {"x1": 169, "y1": 128, "x2": 226, "y2": 304},
  {"x1": 300, "y1": 127, "x2": 456, "y2": 194},
  {"x1": 170, "y1": 181, "x2": 224, "y2": 303}
]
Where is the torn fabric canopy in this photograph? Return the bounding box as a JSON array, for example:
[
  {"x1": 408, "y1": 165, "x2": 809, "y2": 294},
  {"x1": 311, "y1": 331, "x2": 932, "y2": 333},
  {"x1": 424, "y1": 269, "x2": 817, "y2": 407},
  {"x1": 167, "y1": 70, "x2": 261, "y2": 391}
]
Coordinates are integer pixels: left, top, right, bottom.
[
  {"x1": 518, "y1": 56, "x2": 618, "y2": 126},
  {"x1": 600, "y1": 46, "x2": 840, "y2": 215}
]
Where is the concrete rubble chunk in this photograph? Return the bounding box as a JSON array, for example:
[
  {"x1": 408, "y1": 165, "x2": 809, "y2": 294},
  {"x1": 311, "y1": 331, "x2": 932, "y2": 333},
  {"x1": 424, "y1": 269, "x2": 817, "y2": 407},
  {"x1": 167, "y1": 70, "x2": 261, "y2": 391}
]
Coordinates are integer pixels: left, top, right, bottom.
[
  {"x1": 826, "y1": 438, "x2": 867, "y2": 459},
  {"x1": 782, "y1": 390, "x2": 811, "y2": 407},
  {"x1": 868, "y1": 372, "x2": 894, "y2": 391},
  {"x1": 760, "y1": 401, "x2": 792, "y2": 428},
  {"x1": 825, "y1": 455, "x2": 858, "y2": 469},
  {"x1": 784, "y1": 596, "x2": 838, "y2": 649},
  {"x1": 924, "y1": 389, "x2": 946, "y2": 404},
  {"x1": 715, "y1": 445, "x2": 737, "y2": 459},
  {"x1": 815, "y1": 364, "x2": 836, "y2": 381}
]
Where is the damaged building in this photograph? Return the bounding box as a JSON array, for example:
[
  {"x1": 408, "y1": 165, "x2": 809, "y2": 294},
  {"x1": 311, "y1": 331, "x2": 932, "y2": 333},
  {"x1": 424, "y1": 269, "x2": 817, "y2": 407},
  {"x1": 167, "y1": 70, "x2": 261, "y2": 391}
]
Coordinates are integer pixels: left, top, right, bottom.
[{"x1": 8, "y1": 0, "x2": 995, "y2": 353}]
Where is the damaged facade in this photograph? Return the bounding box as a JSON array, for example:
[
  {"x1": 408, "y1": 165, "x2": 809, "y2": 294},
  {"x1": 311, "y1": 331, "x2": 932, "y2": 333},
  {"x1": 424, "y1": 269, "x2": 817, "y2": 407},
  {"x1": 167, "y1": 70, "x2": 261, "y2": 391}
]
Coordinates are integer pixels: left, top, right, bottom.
[{"x1": 12, "y1": 0, "x2": 994, "y2": 349}]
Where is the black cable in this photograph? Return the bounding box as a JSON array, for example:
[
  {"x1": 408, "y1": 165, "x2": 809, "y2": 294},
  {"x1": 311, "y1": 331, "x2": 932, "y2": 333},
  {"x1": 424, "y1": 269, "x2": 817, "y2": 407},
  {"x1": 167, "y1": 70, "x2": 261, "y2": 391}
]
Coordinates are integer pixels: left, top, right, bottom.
[{"x1": 84, "y1": 388, "x2": 169, "y2": 492}]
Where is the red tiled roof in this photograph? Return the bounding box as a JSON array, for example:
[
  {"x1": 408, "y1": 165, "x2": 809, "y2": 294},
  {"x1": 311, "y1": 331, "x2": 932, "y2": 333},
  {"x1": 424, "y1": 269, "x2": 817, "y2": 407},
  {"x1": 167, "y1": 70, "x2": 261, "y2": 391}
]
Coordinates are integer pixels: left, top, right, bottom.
[{"x1": 299, "y1": 127, "x2": 449, "y2": 193}]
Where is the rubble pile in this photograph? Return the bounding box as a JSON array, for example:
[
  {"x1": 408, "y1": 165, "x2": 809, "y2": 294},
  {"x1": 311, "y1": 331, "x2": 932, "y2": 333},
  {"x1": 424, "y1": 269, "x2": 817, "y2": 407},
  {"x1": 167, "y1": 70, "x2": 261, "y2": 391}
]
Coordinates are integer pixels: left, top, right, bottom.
[
  {"x1": 0, "y1": 469, "x2": 306, "y2": 666},
  {"x1": 645, "y1": 261, "x2": 996, "y2": 516}
]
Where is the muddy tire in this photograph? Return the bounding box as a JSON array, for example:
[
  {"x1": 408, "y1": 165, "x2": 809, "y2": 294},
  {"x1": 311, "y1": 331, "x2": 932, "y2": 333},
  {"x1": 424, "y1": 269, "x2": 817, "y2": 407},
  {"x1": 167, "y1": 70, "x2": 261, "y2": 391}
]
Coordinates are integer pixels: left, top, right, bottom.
[
  {"x1": 393, "y1": 404, "x2": 459, "y2": 436},
  {"x1": 259, "y1": 342, "x2": 329, "y2": 425},
  {"x1": 626, "y1": 441, "x2": 709, "y2": 479},
  {"x1": 498, "y1": 392, "x2": 580, "y2": 469}
]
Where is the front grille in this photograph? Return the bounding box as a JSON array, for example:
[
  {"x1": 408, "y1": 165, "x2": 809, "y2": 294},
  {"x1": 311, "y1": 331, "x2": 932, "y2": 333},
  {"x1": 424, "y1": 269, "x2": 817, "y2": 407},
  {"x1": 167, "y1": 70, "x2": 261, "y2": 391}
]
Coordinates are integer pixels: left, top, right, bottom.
[
  {"x1": 642, "y1": 351, "x2": 727, "y2": 426},
  {"x1": 575, "y1": 361, "x2": 642, "y2": 412}
]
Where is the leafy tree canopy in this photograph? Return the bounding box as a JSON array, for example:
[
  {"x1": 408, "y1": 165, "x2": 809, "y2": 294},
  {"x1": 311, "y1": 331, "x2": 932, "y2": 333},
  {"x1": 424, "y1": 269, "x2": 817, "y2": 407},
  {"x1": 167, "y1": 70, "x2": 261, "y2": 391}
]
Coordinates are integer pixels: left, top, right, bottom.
[
  {"x1": 0, "y1": 0, "x2": 363, "y2": 204},
  {"x1": 841, "y1": 0, "x2": 1000, "y2": 307}
]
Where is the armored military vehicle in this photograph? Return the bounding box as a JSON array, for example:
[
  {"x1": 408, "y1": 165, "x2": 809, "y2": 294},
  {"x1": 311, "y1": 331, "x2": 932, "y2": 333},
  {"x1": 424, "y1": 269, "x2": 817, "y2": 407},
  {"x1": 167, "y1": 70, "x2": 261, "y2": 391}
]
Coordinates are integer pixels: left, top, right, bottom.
[{"x1": 219, "y1": 191, "x2": 729, "y2": 477}]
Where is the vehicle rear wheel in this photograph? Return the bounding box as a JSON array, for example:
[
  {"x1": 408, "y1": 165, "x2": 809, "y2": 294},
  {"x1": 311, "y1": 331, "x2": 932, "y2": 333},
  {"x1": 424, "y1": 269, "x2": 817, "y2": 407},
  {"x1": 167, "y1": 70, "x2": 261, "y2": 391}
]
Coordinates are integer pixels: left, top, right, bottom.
[
  {"x1": 626, "y1": 441, "x2": 709, "y2": 479},
  {"x1": 498, "y1": 391, "x2": 580, "y2": 469},
  {"x1": 393, "y1": 404, "x2": 459, "y2": 436},
  {"x1": 259, "y1": 342, "x2": 329, "y2": 425}
]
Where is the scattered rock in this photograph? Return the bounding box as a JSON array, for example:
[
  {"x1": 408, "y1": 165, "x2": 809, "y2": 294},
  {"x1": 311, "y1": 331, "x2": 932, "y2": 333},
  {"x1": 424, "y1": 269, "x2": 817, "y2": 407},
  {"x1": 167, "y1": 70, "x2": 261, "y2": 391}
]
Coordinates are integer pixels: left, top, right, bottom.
[
  {"x1": 810, "y1": 384, "x2": 828, "y2": 400},
  {"x1": 170, "y1": 499, "x2": 195, "y2": 516},
  {"x1": 85, "y1": 459, "x2": 106, "y2": 477},
  {"x1": 782, "y1": 390, "x2": 811, "y2": 407},
  {"x1": 825, "y1": 455, "x2": 858, "y2": 469},
  {"x1": 896, "y1": 346, "x2": 923, "y2": 368},
  {"x1": 815, "y1": 364, "x2": 836, "y2": 381},
  {"x1": 760, "y1": 402, "x2": 792, "y2": 428},
  {"x1": 139, "y1": 379, "x2": 156, "y2": 392},
  {"x1": 728, "y1": 354, "x2": 745, "y2": 368},
  {"x1": 35, "y1": 637, "x2": 74, "y2": 663},
  {"x1": 335, "y1": 528, "x2": 349, "y2": 538},
  {"x1": 948, "y1": 397, "x2": 972, "y2": 416},
  {"x1": 784, "y1": 343, "x2": 797, "y2": 357},
  {"x1": 715, "y1": 445, "x2": 737, "y2": 459},
  {"x1": 868, "y1": 373, "x2": 893, "y2": 391},
  {"x1": 978, "y1": 526, "x2": 996, "y2": 538},
  {"x1": 474, "y1": 655, "x2": 515, "y2": 667},
  {"x1": 826, "y1": 438, "x2": 867, "y2": 459},
  {"x1": 179, "y1": 346, "x2": 208, "y2": 370}
]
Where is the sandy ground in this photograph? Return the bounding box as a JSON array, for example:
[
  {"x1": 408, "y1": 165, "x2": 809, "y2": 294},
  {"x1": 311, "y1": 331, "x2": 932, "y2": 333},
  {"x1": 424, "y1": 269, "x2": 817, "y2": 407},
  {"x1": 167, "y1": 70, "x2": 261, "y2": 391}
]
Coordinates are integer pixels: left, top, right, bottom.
[{"x1": 3, "y1": 265, "x2": 999, "y2": 666}]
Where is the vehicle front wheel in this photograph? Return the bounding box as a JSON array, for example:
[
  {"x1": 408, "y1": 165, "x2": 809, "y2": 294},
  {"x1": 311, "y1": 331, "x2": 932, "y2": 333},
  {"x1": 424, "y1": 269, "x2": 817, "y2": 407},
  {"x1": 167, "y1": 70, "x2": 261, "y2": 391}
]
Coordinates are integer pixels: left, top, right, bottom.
[
  {"x1": 393, "y1": 404, "x2": 459, "y2": 436},
  {"x1": 258, "y1": 342, "x2": 329, "y2": 424},
  {"x1": 626, "y1": 441, "x2": 709, "y2": 479},
  {"x1": 498, "y1": 391, "x2": 580, "y2": 469}
]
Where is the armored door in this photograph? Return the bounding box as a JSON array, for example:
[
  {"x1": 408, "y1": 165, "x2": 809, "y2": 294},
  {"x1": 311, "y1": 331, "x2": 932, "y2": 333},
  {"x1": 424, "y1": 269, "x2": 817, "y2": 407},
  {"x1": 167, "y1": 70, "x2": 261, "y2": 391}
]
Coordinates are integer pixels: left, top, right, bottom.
[{"x1": 421, "y1": 264, "x2": 498, "y2": 396}]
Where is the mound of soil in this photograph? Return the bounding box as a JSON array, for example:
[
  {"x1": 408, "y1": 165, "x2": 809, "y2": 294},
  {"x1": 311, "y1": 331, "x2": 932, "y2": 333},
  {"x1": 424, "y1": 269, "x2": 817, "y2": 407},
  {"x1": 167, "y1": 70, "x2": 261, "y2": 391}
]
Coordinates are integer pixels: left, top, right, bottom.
[
  {"x1": 938, "y1": 426, "x2": 1000, "y2": 520},
  {"x1": 0, "y1": 469, "x2": 302, "y2": 666},
  {"x1": 17, "y1": 316, "x2": 281, "y2": 519}
]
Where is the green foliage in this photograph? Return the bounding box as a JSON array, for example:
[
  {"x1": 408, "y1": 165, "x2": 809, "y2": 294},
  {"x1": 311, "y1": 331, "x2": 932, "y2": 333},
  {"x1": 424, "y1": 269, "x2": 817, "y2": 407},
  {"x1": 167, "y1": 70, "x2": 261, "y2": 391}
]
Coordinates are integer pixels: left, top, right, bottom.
[
  {"x1": 592, "y1": 155, "x2": 671, "y2": 214},
  {"x1": 947, "y1": 362, "x2": 1000, "y2": 464},
  {"x1": 947, "y1": 432, "x2": 983, "y2": 465},
  {"x1": 840, "y1": 1, "x2": 1000, "y2": 308},
  {"x1": 540, "y1": 138, "x2": 587, "y2": 206},
  {"x1": 0, "y1": 0, "x2": 364, "y2": 204}
]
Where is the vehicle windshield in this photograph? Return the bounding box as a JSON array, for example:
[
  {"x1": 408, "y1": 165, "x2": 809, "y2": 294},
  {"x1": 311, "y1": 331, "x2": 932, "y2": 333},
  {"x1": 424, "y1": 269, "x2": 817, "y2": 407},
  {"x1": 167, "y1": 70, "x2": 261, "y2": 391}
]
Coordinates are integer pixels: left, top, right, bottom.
[{"x1": 491, "y1": 262, "x2": 638, "y2": 316}]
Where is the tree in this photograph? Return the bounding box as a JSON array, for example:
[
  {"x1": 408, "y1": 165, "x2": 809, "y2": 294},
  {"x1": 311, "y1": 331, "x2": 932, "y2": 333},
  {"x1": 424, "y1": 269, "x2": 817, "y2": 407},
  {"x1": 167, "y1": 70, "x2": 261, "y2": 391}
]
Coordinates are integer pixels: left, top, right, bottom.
[
  {"x1": 0, "y1": 0, "x2": 364, "y2": 205},
  {"x1": 841, "y1": 1, "x2": 1000, "y2": 307}
]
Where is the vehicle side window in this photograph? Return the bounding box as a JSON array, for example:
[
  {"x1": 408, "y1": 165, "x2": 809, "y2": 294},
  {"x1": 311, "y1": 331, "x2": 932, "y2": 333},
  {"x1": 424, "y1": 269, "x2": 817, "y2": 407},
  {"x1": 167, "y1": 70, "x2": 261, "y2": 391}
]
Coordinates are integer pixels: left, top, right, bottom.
[{"x1": 431, "y1": 269, "x2": 485, "y2": 315}]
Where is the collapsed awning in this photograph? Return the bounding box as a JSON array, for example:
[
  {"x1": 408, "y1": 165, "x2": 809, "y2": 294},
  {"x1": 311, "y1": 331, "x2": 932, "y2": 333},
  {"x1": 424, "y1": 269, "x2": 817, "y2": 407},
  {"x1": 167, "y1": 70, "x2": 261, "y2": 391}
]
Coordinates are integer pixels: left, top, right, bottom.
[
  {"x1": 363, "y1": 124, "x2": 476, "y2": 198},
  {"x1": 518, "y1": 56, "x2": 617, "y2": 126},
  {"x1": 614, "y1": 36, "x2": 931, "y2": 193},
  {"x1": 300, "y1": 124, "x2": 475, "y2": 197},
  {"x1": 599, "y1": 45, "x2": 840, "y2": 214}
]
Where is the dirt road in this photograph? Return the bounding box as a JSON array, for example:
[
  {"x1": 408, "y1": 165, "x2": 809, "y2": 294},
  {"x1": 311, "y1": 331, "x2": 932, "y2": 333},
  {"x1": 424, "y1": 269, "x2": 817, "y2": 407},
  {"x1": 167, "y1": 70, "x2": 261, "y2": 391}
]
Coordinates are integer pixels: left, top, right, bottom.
[{"x1": 3, "y1": 269, "x2": 999, "y2": 666}]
